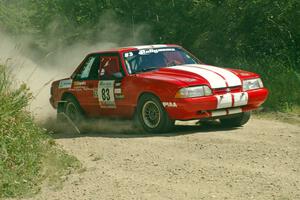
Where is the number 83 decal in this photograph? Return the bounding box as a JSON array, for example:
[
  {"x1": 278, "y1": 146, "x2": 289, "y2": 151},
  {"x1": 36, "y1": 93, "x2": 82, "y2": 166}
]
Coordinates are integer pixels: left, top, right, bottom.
[
  {"x1": 98, "y1": 80, "x2": 116, "y2": 108},
  {"x1": 101, "y1": 88, "x2": 111, "y2": 101}
]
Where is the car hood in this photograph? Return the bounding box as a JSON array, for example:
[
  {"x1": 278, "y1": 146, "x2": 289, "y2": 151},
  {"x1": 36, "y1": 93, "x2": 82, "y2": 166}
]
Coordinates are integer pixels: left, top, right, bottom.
[{"x1": 136, "y1": 64, "x2": 259, "y2": 89}]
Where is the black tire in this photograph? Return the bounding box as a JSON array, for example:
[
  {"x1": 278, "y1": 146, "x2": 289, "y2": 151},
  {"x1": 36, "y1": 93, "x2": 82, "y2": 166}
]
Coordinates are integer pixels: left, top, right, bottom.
[
  {"x1": 136, "y1": 94, "x2": 174, "y2": 133},
  {"x1": 220, "y1": 112, "x2": 251, "y2": 127}
]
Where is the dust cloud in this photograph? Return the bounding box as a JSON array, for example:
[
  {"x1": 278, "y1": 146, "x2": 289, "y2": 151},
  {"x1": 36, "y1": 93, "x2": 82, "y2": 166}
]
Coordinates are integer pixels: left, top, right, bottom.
[{"x1": 0, "y1": 15, "x2": 150, "y2": 133}]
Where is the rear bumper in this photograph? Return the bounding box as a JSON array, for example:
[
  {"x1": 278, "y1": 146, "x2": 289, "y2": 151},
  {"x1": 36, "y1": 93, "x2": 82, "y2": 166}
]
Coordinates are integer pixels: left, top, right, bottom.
[{"x1": 165, "y1": 88, "x2": 268, "y2": 120}]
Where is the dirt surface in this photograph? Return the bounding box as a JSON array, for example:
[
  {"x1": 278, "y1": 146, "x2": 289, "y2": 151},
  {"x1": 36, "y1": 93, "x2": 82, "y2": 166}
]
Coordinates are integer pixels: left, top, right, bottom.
[{"x1": 25, "y1": 118, "x2": 299, "y2": 200}]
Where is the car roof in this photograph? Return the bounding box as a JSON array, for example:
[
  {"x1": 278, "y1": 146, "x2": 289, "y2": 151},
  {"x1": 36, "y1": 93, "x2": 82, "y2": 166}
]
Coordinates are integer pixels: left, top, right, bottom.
[{"x1": 89, "y1": 44, "x2": 181, "y2": 54}]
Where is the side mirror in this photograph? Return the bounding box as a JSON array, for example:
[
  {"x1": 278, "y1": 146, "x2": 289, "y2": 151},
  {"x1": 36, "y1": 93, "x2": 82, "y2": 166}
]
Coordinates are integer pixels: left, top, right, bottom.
[{"x1": 113, "y1": 72, "x2": 124, "y2": 80}]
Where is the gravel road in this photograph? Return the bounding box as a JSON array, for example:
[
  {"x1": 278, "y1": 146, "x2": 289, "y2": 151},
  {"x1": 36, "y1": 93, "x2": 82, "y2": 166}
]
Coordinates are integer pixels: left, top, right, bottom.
[{"x1": 26, "y1": 118, "x2": 300, "y2": 200}]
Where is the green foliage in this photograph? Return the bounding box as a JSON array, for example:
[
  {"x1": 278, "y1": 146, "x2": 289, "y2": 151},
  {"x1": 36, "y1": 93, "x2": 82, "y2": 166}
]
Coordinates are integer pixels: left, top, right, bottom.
[
  {"x1": 0, "y1": 0, "x2": 299, "y2": 111},
  {"x1": 232, "y1": 57, "x2": 300, "y2": 111},
  {"x1": 0, "y1": 64, "x2": 41, "y2": 197},
  {"x1": 0, "y1": 65, "x2": 80, "y2": 198}
]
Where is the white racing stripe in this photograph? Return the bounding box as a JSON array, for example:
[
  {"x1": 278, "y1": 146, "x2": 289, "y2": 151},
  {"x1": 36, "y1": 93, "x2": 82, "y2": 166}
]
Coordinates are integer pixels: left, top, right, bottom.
[
  {"x1": 233, "y1": 92, "x2": 248, "y2": 107},
  {"x1": 170, "y1": 66, "x2": 227, "y2": 88},
  {"x1": 195, "y1": 64, "x2": 242, "y2": 87},
  {"x1": 216, "y1": 93, "x2": 232, "y2": 109},
  {"x1": 216, "y1": 92, "x2": 249, "y2": 109}
]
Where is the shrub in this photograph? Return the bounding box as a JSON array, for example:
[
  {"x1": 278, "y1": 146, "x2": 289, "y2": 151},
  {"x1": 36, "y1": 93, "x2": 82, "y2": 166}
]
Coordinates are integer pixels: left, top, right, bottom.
[
  {"x1": 232, "y1": 57, "x2": 300, "y2": 111},
  {"x1": 0, "y1": 64, "x2": 79, "y2": 198}
]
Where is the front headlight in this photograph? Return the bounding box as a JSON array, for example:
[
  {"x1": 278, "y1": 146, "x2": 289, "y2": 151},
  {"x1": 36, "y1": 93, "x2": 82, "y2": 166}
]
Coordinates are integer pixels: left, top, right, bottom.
[
  {"x1": 175, "y1": 85, "x2": 212, "y2": 98},
  {"x1": 243, "y1": 78, "x2": 263, "y2": 91}
]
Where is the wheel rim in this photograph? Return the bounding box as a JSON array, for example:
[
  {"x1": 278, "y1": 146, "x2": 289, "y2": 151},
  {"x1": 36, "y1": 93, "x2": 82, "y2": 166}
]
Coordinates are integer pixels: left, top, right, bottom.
[
  {"x1": 142, "y1": 100, "x2": 161, "y2": 128},
  {"x1": 65, "y1": 103, "x2": 79, "y2": 122}
]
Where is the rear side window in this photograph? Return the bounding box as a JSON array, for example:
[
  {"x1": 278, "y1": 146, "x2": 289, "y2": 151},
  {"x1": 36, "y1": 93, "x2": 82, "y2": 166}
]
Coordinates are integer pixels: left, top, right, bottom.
[
  {"x1": 99, "y1": 56, "x2": 120, "y2": 78},
  {"x1": 75, "y1": 54, "x2": 99, "y2": 80},
  {"x1": 81, "y1": 56, "x2": 96, "y2": 79},
  {"x1": 98, "y1": 53, "x2": 125, "y2": 80}
]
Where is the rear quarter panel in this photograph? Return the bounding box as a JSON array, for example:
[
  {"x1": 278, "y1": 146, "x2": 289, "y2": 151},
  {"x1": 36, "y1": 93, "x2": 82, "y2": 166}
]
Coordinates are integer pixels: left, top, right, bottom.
[{"x1": 51, "y1": 78, "x2": 75, "y2": 108}]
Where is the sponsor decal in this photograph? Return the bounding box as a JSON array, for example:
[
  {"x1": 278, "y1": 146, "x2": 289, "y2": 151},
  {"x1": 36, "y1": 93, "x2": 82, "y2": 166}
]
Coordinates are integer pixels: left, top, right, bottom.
[
  {"x1": 162, "y1": 102, "x2": 177, "y2": 108},
  {"x1": 73, "y1": 81, "x2": 86, "y2": 87},
  {"x1": 73, "y1": 81, "x2": 87, "y2": 89},
  {"x1": 115, "y1": 82, "x2": 122, "y2": 87},
  {"x1": 124, "y1": 52, "x2": 134, "y2": 58},
  {"x1": 114, "y1": 82, "x2": 124, "y2": 99},
  {"x1": 58, "y1": 79, "x2": 72, "y2": 89},
  {"x1": 125, "y1": 48, "x2": 176, "y2": 57},
  {"x1": 114, "y1": 88, "x2": 122, "y2": 94},
  {"x1": 138, "y1": 48, "x2": 176, "y2": 55},
  {"x1": 98, "y1": 80, "x2": 116, "y2": 108}
]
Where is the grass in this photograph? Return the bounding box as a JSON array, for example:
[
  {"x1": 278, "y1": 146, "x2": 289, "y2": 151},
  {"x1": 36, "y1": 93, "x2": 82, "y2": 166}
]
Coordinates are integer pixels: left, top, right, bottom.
[
  {"x1": 253, "y1": 107, "x2": 300, "y2": 126},
  {"x1": 40, "y1": 143, "x2": 81, "y2": 191},
  {"x1": 0, "y1": 64, "x2": 80, "y2": 198}
]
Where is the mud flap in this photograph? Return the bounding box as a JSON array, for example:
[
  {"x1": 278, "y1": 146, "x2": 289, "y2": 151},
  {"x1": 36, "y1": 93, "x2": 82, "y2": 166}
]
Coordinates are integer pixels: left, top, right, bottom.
[
  {"x1": 57, "y1": 101, "x2": 67, "y2": 114},
  {"x1": 57, "y1": 113, "x2": 81, "y2": 134},
  {"x1": 57, "y1": 101, "x2": 81, "y2": 134}
]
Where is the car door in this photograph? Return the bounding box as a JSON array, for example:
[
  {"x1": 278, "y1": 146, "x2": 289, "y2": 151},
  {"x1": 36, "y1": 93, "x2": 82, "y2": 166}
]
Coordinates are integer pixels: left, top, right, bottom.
[
  {"x1": 71, "y1": 54, "x2": 100, "y2": 116},
  {"x1": 95, "y1": 53, "x2": 133, "y2": 118}
]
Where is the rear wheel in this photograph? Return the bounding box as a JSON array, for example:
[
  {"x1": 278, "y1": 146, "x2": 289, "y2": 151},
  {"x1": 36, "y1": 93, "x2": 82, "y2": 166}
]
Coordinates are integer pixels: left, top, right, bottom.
[
  {"x1": 65, "y1": 99, "x2": 83, "y2": 123},
  {"x1": 57, "y1": 96, "x2": 85, "y2": 133},
  {"x1": 220, "y1": 112, "x2": 251, "y2": 127},
  {"x1": 136, "y1": 94, "x2": 174, "y2": 133}
]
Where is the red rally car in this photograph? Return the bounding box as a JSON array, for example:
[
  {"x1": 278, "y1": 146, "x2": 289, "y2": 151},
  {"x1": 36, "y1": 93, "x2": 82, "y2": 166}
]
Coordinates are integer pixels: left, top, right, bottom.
[{"x1": 50, "y1": 44, "x2": 268, "y2": 133}]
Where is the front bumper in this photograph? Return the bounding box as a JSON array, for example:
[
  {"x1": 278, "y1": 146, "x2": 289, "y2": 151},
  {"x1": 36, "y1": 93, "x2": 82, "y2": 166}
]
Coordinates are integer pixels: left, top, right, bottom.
[{"x1": 165, "y1": 88, "x2": 268, "y2": 120}]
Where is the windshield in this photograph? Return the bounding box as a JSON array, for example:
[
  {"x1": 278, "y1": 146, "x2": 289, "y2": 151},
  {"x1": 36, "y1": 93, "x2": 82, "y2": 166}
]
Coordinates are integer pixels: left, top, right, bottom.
[{"x1": 123, "y1": 47, "x2": 199, "y2": 74}]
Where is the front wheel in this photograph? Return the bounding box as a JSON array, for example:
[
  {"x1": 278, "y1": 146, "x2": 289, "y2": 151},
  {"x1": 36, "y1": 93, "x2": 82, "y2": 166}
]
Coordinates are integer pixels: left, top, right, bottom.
[
  {"x1": 220, "y1": 112, "x2": 251, "y2": 127},
  {"x1": 136, "y1": 94, "x2": 174, "y2": 133}
]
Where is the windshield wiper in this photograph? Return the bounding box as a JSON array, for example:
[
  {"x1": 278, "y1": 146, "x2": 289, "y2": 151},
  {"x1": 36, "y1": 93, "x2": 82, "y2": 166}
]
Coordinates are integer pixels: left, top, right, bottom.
[
  {"x1": 141, "y1": 67, "x2": 159, "y2": 72},
  {"x1": 133, "y1": 67, "x2": 159, "y2": 74}
]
